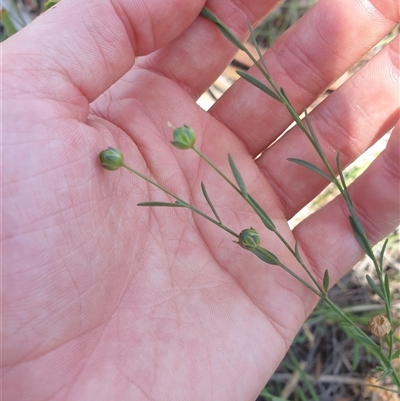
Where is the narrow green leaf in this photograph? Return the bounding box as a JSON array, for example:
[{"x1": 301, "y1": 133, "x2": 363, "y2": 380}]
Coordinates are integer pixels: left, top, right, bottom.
[
  {"x1": 236, "y1": 70, "x2": 281, "y2": 102},
  {"x1": 294, "y1": 241, "x2": 303, "y2": 263},
  {"x1": 371, "y1": 366, "x2": 385, "y2": 374},
  {"x1": 200, "y1": 8, "x2": 247, "y2": 52},
  {"x1": 366, "y1": 274, "x2": 385, "y2": 300},
  {"x1": 200, "y1": 7, "x2": 219, "y2": 23},
  {"x1": 384, "y1": 274, "x2": 391, "y2": 306},
  {"x1": 287, "y1": 158, "x2": 333, "y2": 182},
  {"x1": 352, "y1": 342, "x2": 361, "y2": 370},
  {"x1": 336, "y1": 152, "x2": 351, "y2": 199},
  {"x1": 354, "y1": 333, "x2": 375, "y2": 348},
  {"x1": 349, "y1": 216, "x2": 374, "y2": 259},
  {"x1": 279, "y1": 90, "x2": 303, "y2": 123},
  {"x1": 259, "y1": 389, "x2": 288, "y2": 401},
  {"x1": 138, "y1": 201, "x2": 186, "y2": 208},
  {"x1": 280, "y1": 87, "x2": 288, "y2": 101},
  {"x1": 1, "y1": 10, "x2": 18, "y2": 36},
  {"x1": 323, "y1": 270, "x2": 330, "y2": 293},
  {"x1": 201, "y1": 182, "x2": 221, "y2": 223},
  {"x1": 251, "y1": 247, "x2": 280, "y2": 265},
  {"x1": 304, "y1": 110, "x2": 324, "y2": 154},
  {"x1": 379, "y1": 238, "x2": 389, "y2": 270},
  {"x1": 247, "y1": 21, "x2": 269, "y2": 73},
  {"x1": 392, "y1": 349, "x2": 400, "y2": 359},
  {"x1": 228, "y1": 154, "x2": 247, "y2": 196},
  {"x1": 366, "y1": 383, "x2": 400, "y2": 395},
  {"x1": 44, "y1": 0, "x2": 59, "y2": 10},
  {"x1": 370, "y1": 367, "x2": 393, "y2": 380},
  {"x1": 247, "y1": 194, "x2": 276, "y2": 231}
]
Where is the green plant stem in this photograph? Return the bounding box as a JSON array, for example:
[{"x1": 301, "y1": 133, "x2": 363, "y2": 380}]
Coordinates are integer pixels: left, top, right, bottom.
[
  {"x1": 200, "y1": 7, "x2": 399, "y2": 388},
  {"x1": 122, "y1": 163, "x2": 239, "y2": 239},
  {"x1": 274, "y1": 258, "x2": 321, "y2": 297},
  {"x1": 193, "y1": 145, "x2": 325, "y2": 294},
  {"x1": 204, "y1": 7, "x2": 392, "y2": 311},
  {"x1": 123, "y1": 155, "x2": 399, "y2": 386},
  {"x1": 192, "y1": 147, "x2": 242, "y2": 195},
  {"x1": 201, "y1": 9, "x2": 343, "y2": 192},
  {"x1": 272, "y1": 230, "x2": 325, "y2": 294},
  {"x1": 287, "y1": 350, "x2": 319, "y2": 401},
  {"x1": 322, "y1": 296, "x2": 400, "y2": 387}
]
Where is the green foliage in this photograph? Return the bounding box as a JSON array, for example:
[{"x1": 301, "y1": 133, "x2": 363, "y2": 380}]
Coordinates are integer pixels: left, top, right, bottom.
[
  {"x1": 228, "y1": 154, "x2": 247, "y2": 196},
  {"x1": 98, "y1": 4, "x2": 399, "y2": 396},
  {"x1": 287, "y1": 158, "x2": 333, "y2": 182},
  {"x1": 1, "y1": 9, "x2": 17, "y2": 38},
  {"x1": 44, "y1": 0, "x2": 60, "y2": 10}
]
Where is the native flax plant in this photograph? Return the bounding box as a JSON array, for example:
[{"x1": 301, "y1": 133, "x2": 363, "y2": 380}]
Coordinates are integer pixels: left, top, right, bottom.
[
  {"x1": 98, "y1": 8, "x2": 399, "y2": 393},
  {"x1": 199, "y1": 7, "x2": 399, "y2": 390},
  {"x1": 99, "y1": 124, "x2": 400, "y2": 392}
]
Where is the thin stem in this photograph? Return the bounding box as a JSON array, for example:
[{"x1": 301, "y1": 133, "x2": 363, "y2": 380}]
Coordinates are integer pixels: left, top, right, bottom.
[
  {"x1": 192, "y1": 146, "x2": 325, "y2": 293},
  {"x1": 122, "y1": 163, "x2": 239, "y2": 238},
  {"x1": 192, "y1": 147, "x2": 242, "y2": 195},
  {"x1": 322, "y1": 296, "x2": 400, "y2": 387},
  {"x1": 200, "y1": 8, "x2": 399, "y2": 388},
  {"x1": 273, "y1": 230, "x2": 324, "y2": 294},
  {"x1": 255, "y1": 246, "x2": 322, "y2": 297}
]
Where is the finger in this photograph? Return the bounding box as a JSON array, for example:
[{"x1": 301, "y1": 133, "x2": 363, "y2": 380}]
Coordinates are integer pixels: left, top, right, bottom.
[
  {"x1": 257, "y1": 35, "x2": 399, "y2": 219},
  {"x1": 2, "y1": 0, "x2": 206, "y2": 105},
  {"x1": 209, "y1": 0, "x2": 399, "y2": 155},
  {"x1": 136, "y1": 0, "x2": 280, "y2": 99},
  {"x1": 293, "y1": 123, "x2": 399, "y2": 285}
]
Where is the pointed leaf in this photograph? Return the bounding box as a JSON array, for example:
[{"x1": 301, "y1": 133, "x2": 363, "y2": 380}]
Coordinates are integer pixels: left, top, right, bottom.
[
  {"x1": 323, "y1": 270, "x2": 330, "y2": 293},
  {"x1": 247, "y1": 194, "x2": 276, "y2": 231},
  {"x1": 279, "y1": 88, "x2": 300, "y2": 122},
  {"x1": 294, "y1": 241, "x2": 303, "y2": 263},
  {"x1": 200, "y1": 8, "x2": 247, "y2": 52},
  {"x1": 353, "y1": 333, "x2": 376, "y2": 348},
  {"x1": 251, "y1": 247, "x2": 280, "y2": 265},
  {"x1": 366, "y1": 274, "x2": 385, "y2": 300},
  {"x1": 304, "y1": 109, "x2": 317, "y2": 143},
  {"x1": 351, "y1": 342, "x2": 361, "y2": 370},
  {"x1": 228, "y1": 154, "x2": 247, "y2": 196},
  {"x1": 304, "y1": 110, "x2": 324, "y2": 154},
  {"x1": 336, "y1": 151, "x2": 351, "y2": 198},
  {"x1": 200, "y1": 7, "x2": 219, "y2": 23},
  {"x1": 44, "y1": 0, "x2": 59, "y2": 10},
  {"x1": 392, "y1": 349, "x2": 400, "y2": 360},
  {"x1": 247, "y1": 20, "x2": 271, "y2": 76},
  {"x1": 349, "y1": 216, "x2": 374, "y2": 259},
  {"x1": 384, "y1": 274, "x2": 391, "y2": 306},
  {"x1": 236, "y1": 71, "x2": 281, "y2": 102},
  {"x1": 280, "y1": 87, "x2": 288, "y2": 101},
  {"x1": 201, "y1": 182, "x2": 221, "y2": 223},
  {"x1": 1, "y1": 9, "x2": 18, "y2": 36},
  {"x1": 287, "y1": 158, "x2": 333, "y2": 182},
  {"x1": 138, "y1": 201, "x2": 186, "y2": 208},
  {"x1": 379, "y1": 238, "x2": 389, "y2": 271}
]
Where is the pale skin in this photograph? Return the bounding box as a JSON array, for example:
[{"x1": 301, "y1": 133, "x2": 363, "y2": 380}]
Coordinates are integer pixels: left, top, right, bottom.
[{"x1": 2, "y1": 0, "x2": 399, "y2": 399}]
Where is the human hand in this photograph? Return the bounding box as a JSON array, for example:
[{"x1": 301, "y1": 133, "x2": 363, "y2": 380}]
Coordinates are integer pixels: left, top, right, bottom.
[{"x1": 3, "y1": 0, "x2": 399, "y2": 399}]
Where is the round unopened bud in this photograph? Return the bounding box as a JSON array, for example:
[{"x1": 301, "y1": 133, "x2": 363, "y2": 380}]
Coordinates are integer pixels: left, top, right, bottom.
[
  {"x1": 99, "y1": 147, "x2": 124, "y2": 171},
  {"x1": 171, "y1": 125, "x2": 196, "y2": 150},
  {"x1": 238, "y1": 228, "x2": 260, "y2": 251},
  {"x1": 368, "y1": 315, "x2": 391, "y2": 338}
]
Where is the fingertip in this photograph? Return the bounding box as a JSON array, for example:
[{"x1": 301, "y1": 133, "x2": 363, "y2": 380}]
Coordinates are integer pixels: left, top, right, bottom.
[{"x1": 3, "y1": 0, "x2": 205, "y2": 103}]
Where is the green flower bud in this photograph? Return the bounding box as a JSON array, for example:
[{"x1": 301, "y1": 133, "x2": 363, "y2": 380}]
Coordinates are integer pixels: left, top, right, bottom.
[
  {"x1": 99, "y1": 147, "x2": 124, "y2": 171},
  {"x1": 170, "y1": 125, "x2": 196, "y2": 150},
  {"x1": 238, "y1": 228, "x2": 260, "y2": 251}
]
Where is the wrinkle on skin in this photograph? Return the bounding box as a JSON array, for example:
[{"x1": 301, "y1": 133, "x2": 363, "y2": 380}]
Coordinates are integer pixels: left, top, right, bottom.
[{"x1": 3, "y1": 0, "x2": 399, "y2": 399}]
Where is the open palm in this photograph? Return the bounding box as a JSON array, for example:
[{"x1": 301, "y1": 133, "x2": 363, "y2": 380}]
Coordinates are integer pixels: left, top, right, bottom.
[{"x1": 3, "y1": 0, "x2": 399, "y2": 400}]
